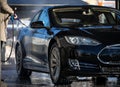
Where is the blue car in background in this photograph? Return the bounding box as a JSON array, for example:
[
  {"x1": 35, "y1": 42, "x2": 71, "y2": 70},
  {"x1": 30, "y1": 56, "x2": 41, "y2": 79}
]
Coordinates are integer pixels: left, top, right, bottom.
[{"x1": 15, "y1": 5, "x2": 120, "y2": 85}]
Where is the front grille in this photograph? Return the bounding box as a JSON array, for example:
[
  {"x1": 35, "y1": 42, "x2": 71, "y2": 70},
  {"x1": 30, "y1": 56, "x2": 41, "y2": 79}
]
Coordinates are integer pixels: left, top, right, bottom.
[
  {"x1": 97, "y1": 44, "x2": 120, "y2": 65},
  {"x1": 79, "y1": 62, "x2": 98, "y2": 69},
  {"x1": 102, "y1": 67, "x2": 120, "y2": 73},
  {"x1": 68, "y1": 59, "x2": 99, "y2": 71}
]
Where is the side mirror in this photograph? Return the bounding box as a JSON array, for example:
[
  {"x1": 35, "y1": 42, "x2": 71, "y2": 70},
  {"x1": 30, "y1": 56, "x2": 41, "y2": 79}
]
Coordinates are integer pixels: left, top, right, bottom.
[
  {"x1": 30, "y1": 21, "x2": 44, "y2": 28},
  {"x1": 30, "y1": 21, "x2": 53, "y2": 35}
]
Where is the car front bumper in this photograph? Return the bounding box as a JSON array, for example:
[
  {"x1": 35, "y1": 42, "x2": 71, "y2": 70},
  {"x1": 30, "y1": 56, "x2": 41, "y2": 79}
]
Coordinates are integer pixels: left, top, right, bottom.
[{"x1": 62, "y1": 44, "x2": 120, "y2": 76}]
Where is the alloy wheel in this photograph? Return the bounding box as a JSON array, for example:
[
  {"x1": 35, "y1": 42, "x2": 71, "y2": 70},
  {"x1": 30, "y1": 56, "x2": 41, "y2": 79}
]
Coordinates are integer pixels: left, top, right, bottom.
[{"x1": 50, "y1": 46, "x2": 61, "y2": 83}]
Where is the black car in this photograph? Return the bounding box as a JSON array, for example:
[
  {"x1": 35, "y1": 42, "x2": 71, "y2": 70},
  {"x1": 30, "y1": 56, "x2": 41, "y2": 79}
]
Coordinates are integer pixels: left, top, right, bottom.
[{"x1": 15, "y1": 5, "x2": 120, "y2": 85}]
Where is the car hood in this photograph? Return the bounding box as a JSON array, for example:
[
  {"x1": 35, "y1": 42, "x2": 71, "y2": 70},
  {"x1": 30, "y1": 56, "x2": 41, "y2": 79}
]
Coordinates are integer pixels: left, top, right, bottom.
[
  {"x1": 82, "y1": 26, "x2": 120, "y2": 45},
  {"x1": 53, "y1": 26, "x2": 120, "y2": 45}
]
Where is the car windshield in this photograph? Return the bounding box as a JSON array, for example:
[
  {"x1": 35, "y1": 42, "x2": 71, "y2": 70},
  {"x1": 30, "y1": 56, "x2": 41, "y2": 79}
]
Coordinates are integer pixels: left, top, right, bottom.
[{"x1": 52, "y1": 7, "x2": 120, "y2": 27}]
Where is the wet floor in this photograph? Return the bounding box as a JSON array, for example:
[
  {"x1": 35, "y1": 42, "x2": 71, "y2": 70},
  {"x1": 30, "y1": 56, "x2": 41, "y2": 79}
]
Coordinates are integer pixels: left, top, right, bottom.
[{"x1": 1, "y1": 46, "x2": 120, "y2": 87}]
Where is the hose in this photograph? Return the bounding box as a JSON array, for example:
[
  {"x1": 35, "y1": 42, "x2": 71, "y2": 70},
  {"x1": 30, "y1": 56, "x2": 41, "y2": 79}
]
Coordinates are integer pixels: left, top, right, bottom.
[
  {"x1": 1, "y1": 21, "x2": 14, "y2": 62},
  {"x1": 1, "y1": 15, "x2": 28, "y2": 62}
]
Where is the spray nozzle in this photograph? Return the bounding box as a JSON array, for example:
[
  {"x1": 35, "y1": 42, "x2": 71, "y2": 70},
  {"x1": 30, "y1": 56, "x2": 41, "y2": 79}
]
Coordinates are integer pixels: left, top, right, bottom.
[
  {"x1": 10, "y1": 15, "x2": 15, "y2": 22},
  {"x1": 10, "y1": 14, "x2": 18, "y2": 22}
]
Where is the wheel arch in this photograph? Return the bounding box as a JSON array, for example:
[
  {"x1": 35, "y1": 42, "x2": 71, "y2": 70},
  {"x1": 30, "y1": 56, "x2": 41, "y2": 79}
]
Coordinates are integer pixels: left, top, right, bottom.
[
  {"x1": 15, "y1": 40, "x2": 26, "y2": 57},
  {"x1": 48, "y1": 37, "x2": 72, "y2": 85},
  {"x1": 48, "y1": 36, "x2": 61, "y2": 59},
  {"x1": 15, "y1": 41, "x2": 21, "y2": 54}
]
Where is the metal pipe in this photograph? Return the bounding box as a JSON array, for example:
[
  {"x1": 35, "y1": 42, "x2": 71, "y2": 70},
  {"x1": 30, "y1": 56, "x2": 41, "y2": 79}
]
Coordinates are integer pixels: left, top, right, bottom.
[
  {"x1": 0, "y1": 8, "x2": 1, "y2": 86},
  {"x1": 116, "y1": 0, "x2": 120, "y2": 10}
]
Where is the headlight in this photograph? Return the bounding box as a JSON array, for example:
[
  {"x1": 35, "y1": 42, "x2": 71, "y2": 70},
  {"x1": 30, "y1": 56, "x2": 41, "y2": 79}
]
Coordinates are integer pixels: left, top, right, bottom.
[{"x1": 65, "y1": 36, "x2": 100, "y2": 45}]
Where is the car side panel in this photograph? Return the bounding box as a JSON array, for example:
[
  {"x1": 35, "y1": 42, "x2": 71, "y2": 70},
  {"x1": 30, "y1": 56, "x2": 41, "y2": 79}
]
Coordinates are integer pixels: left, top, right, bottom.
[{"x1": 30, "y1": 28, "x2": 51, "y2": 72}]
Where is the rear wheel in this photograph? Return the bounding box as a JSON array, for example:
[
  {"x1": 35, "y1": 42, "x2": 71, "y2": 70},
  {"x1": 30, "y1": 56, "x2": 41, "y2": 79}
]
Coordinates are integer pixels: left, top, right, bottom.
[
  {"x1": 15, "y1": 44, "x2": 32, "y2": 78},
  {"x1": 49, "y1": 43, "x2": 72, "y2": 85}
]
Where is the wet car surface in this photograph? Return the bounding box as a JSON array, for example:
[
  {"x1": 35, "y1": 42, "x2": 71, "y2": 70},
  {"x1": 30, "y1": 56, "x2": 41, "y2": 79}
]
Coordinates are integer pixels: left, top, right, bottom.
[{"x1": 14, "y1": 5, "x2": 120, "y2": 85}]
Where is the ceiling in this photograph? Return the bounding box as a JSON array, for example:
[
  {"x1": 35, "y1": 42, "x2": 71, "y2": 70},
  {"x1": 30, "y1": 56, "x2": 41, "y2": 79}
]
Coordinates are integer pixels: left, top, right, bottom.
[{"x1": 8, "y1": 0, "x2": 88, "y2": 5}]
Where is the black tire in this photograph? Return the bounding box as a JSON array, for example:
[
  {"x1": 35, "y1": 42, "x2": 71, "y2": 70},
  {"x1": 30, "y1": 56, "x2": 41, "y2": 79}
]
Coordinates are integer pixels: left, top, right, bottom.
[
  {"x1": 15, "y1": 44, "x2": 32, "y2": 78},
  {"x1": 49, "y1": 43, "x2": 72, "y2": 85}
]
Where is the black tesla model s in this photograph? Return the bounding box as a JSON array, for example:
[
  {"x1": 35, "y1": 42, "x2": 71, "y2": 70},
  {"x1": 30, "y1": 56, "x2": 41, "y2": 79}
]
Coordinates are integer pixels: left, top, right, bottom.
[{"x1": 15, "y1": 5, "x2": 120, "y2": 85}]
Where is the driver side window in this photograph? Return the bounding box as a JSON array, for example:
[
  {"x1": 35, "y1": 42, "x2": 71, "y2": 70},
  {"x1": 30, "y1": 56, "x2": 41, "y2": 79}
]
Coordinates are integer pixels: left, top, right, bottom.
[{"x1": 38, "y1": 10, "x2": 50, "y2": 27}]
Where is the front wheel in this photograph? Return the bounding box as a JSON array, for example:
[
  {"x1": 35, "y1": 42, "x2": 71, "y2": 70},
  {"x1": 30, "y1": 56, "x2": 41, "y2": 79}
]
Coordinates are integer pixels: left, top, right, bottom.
[
  {"x1": 49, "y1": 43, "x2": 72, "y2": 85},
  {"x1": 15, "y1": 44, "x2": 32, "y2": 78}
]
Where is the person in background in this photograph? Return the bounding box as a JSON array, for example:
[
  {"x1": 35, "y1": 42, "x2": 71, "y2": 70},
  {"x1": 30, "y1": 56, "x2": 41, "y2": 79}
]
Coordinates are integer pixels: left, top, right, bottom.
[
  {"x1": 0, "y1": 0, "x2": 17, "y2": 86},
  {"x1": 0, "y1": 0, "x2": 17, "y2": 62}
]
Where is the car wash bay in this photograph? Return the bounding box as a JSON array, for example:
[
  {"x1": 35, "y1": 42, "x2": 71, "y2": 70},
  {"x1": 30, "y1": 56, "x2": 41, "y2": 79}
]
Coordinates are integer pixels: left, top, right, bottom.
[{"x1": 2, "y1": 0, "x2": 120, "y2": 87}]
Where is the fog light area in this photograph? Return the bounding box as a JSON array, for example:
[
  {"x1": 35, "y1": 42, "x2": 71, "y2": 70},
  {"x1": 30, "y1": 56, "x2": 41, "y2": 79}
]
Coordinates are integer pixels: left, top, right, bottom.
[{"x1": 68, "y1": 59, "x2": 80, "y2": 70}]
